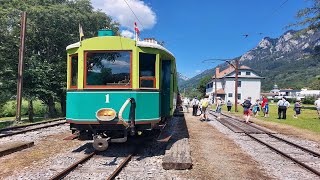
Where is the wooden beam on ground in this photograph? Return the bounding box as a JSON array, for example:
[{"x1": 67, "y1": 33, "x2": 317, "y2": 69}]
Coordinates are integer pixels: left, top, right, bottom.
[
  {"x1": 162, "y1": 138, "x2": 192, "y2": 170},
  {"x1": 0, "y1": 141, "x2": 34, "y2": 157}
]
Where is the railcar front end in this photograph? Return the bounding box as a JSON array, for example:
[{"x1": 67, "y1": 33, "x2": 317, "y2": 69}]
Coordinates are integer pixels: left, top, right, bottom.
[{"x1": 66, "y1": 30, "x2": 177, "y2": 151}]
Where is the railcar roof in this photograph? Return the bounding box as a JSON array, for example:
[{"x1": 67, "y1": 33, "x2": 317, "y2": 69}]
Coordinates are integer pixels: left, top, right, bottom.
[
  {"x1": 136, "y1": 41, "x2": 174, "y2": 57},
  {"x1": 66, "y1": 42, "x2": 80, "y2": 50},
  {"x1": 66, "y1": 39, "x2": 174, "y2": 57}
]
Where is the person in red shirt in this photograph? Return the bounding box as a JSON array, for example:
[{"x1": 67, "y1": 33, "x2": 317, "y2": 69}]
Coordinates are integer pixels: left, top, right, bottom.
[{"x1": 261, "y1": 96, "x2": 269, "y2": 118}]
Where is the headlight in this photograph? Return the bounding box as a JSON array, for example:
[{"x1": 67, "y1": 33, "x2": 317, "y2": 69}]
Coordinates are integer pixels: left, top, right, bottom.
[{"x1": 96, "y1": 108, "x2": 117, "y2": 121}]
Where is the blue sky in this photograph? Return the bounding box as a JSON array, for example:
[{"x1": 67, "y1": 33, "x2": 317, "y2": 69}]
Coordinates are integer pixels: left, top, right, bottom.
[{"x1": 92, "y1": 0, "x2": 311, "y2": 78}]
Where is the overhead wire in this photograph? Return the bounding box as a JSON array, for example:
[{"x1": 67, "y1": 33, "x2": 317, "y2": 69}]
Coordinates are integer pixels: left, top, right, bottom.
[
  {"x1": 123, "y1": 0, "x2": 145, "y2": 30},
  {"x1": 270, "y1": 0, "x2": 290, "y2": 16}
]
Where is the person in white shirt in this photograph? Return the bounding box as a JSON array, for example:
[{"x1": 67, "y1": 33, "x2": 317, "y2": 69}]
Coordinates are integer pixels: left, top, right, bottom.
[
  {"x1": 215, "y1": 97, "x2": 223, "y2": 119},
  {"x1": 191, "y1": 97, "x2": 200, "y2": 116},
  {"x1": 182, "y1": 97, "x2": 190, "y2": 113},
  {"x1": 315, "y1": 97, "x2": 320, "y2": 119},
  {"x1": 277, "y1": 97, "x2": 290, "y2": 119}
]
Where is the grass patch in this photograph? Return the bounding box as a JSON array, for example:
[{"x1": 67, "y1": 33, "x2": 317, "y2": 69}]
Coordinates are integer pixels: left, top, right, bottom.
[
  {"x1": 0, "y1": 116, "x2": 49, "y2": 130},
  {"x1": 0, "y1": 117, "x2": 16, "y2": 121},
  {"x1": 0, "y1": 99, "x2": 47, "y2": 117},
  {"x1": 0, "y1": 121, "x2": 14, "y2": 129},
  {"x1": 211, "y1": 103, "x2": 320, "y2": 133}
]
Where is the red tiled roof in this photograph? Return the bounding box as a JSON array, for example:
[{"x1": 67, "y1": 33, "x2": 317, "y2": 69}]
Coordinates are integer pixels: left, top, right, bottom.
[
  {"x1": 212, "y1": 65, "x2": 253, "y2": 79},
  {"x1": 212, "y1": 66, "x2": 234, "y2": 78},
  {"x1": 212, "y1": 88, "x2": 225, "y2": 94},
  {"x1": 239, "y1": 65, "x2": 251, "y2": 69}
]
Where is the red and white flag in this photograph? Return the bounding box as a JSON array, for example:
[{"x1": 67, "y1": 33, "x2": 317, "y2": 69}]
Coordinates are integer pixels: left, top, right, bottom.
[{"x1": 134, "y1": 22, "x2": 140, "y2": 35}]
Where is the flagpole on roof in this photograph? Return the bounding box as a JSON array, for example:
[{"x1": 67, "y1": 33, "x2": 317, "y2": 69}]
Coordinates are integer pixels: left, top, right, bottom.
[
  {"x1": 134, "y1": 22, "x2": 140, "y2": 42},
  {"x1": 79, "y1": 23, "x2": 84, "y2": 45}
]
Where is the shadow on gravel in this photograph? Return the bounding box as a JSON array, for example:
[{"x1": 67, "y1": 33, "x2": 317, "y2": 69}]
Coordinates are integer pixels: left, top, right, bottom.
[
  {"x1": 164, "y1": 112, "x2": 190, "y2": 151},
  {"x1": 72, "y1": 142, "x2": 94, "y2": 154},
  {"x1": 69, "y1": 112, "x2": 190, "y2": 162}
]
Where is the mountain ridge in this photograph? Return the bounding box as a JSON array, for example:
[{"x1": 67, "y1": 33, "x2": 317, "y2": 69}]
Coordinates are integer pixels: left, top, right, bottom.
[{"x1": 179, "y1": 28, "x2": 320, "y2": 92}]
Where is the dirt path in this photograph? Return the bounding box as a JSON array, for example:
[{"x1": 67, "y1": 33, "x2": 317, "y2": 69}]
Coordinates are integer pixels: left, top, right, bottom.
[{"x1": 179, "y1": 111, "x2": 271, "y2": 179}]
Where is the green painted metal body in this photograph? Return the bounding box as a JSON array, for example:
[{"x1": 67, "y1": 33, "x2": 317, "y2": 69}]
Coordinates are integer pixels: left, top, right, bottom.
[
  {"x1": 66, "y1": 91, "x2": 160, "y2": 122},
  {"x1": 66, "y1": 35, "x2": 178, "y2": 126}
]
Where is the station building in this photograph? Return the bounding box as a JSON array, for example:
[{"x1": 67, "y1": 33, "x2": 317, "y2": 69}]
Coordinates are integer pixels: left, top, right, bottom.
[{"x1": 205, "y1": 65, "x2": 263, "y2": 104}]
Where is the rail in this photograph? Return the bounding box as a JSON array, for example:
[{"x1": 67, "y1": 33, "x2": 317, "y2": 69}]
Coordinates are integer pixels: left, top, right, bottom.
[
  {"x1": 50, "y1": 151, "x2": 96, "y2": 180},
  {"x1": 0, "y1": 118, "x2": 66, "y2": 138},
  {"x1": 209, "y1": 111, "x2": 320, "y2": 177}
]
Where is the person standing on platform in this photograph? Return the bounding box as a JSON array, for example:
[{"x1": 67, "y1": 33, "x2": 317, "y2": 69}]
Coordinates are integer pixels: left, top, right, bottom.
[
  {"x1": 215, "y1": 97, "x2": 223, "y2": 119},
  {"x1": 252, "y1": 99, "x2": 260, "y2": 117},
  {"x1": 242, "y1": 97, "x2": 252, "y2": 123},
  {"x1": 293, "y1": 99, "x2": 302, "y2": 118},
  {"x1": 277, "y1": 97, "x2": 290, "y2": 119},
  {"x1": 182, "y1": 97, "x2": 190, "y2": 113},
  {"x1": 261, "y1": 96, "x2": 269, "y2": 118},
  {"x1": 226, "y1": 100, "x2": 232, "y2": 112},
  {"x1": 200, "y1": 96, "x2": 209, "y2": 121},
  {"x1": 315, "y1": 97, "x2": 320, "y2": 119},
  {"x1": 191, "y1": 97, "x2": 199, "y2": 116}
]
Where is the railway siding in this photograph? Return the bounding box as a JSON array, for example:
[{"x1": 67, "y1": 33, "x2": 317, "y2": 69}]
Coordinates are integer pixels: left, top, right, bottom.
[{"x1": 207, "y1": 112, "x2": 320, "y2": 179}]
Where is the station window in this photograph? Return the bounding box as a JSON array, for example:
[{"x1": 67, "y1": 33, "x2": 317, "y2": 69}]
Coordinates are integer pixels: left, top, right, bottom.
[
  {"x1": 237, "y1": 93, "x2": 241, "y2": 100},
  {"x1": 246, "y1": 72, "x2": 251, "y2": 75},
  {"x1": 238, "y1": 81, "x2": 241, "y2": 87},
  {"x1": 228, "y1": 93, "x2": 233, "y2": 97},
  {"x1": 85, "y1": 51, "x2": 131, "y2": 88},
  {"x1": 70, "y1": 55, "x2": 78, "y2": 88},
  {"x1": 238, "y1": 71, "x2": 241, "y2": 75},
  {"x1": 139, "y1": 53, "x2": 156, "y2": 88}
]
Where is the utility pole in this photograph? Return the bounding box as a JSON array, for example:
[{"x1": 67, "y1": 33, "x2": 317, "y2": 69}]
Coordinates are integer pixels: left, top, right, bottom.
[
  {"x1": 202, "y1": 58, "x2": 240, "y2": 111},
  {"x1": 16, "y1": 12, "x2": 27, "y2": 122},
  {"x1": 214, "y1": 67, "x2": 217, "y2": 104},
  {"x1": 234, "y1": 59, "x2": 239, "y2": 112}
]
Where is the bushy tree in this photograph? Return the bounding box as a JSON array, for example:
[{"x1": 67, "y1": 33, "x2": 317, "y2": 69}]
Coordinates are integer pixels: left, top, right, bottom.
[
  {"x1": 197, "y1": 75, "x2": 212, "y2": 97},
  {"x1": 291, "y1": 0, "x2": 320, "y2": 31},
  {"x1": 0, "y1": 0, "x2": 119, "y2": 119},
  {"x1": 310, "y1": 76, "x2": 320, "y2": 90}
]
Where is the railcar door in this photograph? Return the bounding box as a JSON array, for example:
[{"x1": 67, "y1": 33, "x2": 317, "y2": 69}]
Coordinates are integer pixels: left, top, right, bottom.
[{"x1": 161, "y1": 60, "x2": 171, "y2": 117}]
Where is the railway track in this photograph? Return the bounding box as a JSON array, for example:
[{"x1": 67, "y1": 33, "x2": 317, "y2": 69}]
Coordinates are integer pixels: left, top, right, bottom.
[
  {"x1": 0, "y1": 118, "x2": 66, "y2": 138},
  {"x1": 50, "y1": 151, "x2": 135, "y2": 180},
  {"x1": 209, "y1": 110, "x2": 320, "y2": 177},
  {"x1": 50, "y1": 139, "x2": 149, "y2": 180}
]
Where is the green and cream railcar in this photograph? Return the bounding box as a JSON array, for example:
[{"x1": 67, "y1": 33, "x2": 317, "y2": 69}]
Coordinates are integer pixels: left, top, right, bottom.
[{"x1": 66, "y1": 30, "x2": 177, "y2": 151}]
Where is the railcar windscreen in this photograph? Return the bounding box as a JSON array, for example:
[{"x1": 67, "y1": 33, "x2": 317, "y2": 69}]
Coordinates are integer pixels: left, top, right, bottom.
[{"x1": 85, "y1": 51, "x2": 131, "y2": 87}]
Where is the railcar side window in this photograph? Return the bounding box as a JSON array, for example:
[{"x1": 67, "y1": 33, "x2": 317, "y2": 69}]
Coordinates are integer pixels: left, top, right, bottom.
[
  {"x1": 139, "y1": 53, "x2": 156, "y2": 88},
  {"x1": 85, "y1": 51, "x2": 131, "y2": 88},
  {"x1": 70, "y1": 55, "x2": 78, "y2": 88}
]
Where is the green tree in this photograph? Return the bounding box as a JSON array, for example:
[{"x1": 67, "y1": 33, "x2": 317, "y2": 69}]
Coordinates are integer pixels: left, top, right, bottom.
[
  {"x1": 197, "y1": 75, "x2": 212, "y2": 97},
  {"x1": 310, "y1": 76, "x2": 320, "y2": 90},
  {"x1": 291, "y1": 0, "x2": 320, "y2": 31},
  {"x1": 187, "y1": 90, "x2": 202, "y2": 99},
  {"x1": 0, "y1": 0, "x2": 119, "y2": 118}
]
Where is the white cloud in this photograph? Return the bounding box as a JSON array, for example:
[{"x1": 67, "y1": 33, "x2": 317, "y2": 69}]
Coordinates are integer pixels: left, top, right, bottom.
[
  {"x1": 91, "y1": 0, "x2": 156, "y2": 31},
  {"x1": 121, "y1": 30, "x2": 134, "y2": 39}
]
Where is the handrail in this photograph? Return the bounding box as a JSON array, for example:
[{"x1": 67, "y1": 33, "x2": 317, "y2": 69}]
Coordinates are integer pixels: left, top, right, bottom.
[{"x1": 118, "y1": 98, "x2": 136, "y2": 133}]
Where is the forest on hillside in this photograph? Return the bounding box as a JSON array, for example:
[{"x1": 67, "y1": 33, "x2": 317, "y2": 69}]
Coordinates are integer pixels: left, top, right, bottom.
[{"x1": 0, "y1": 0, "x2": 119, "y2": 119}]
